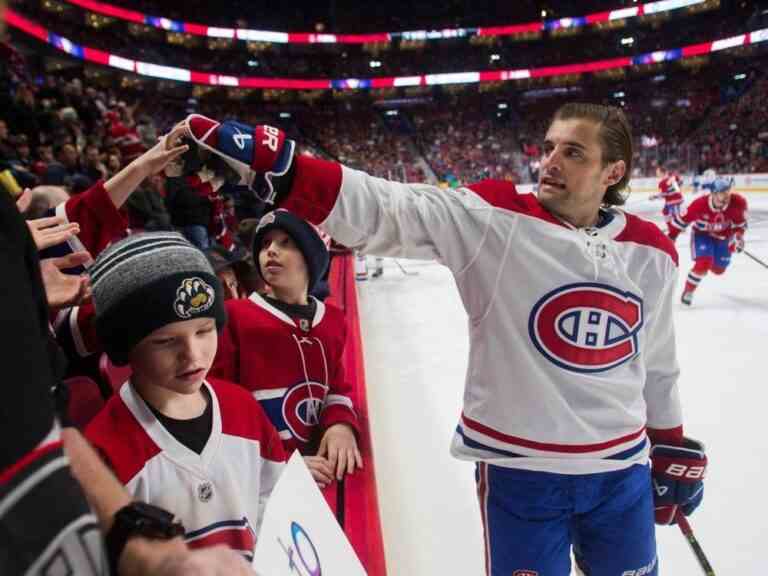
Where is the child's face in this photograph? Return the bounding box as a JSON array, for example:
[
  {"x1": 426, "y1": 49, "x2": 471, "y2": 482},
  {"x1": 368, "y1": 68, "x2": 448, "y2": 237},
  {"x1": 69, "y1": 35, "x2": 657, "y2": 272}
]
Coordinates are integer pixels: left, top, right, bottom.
[
  {"x1": 258, "y1": 229, "x2": 309, "y2": 294},
  {"x1": 129, "y1": 317, "x2": 218, "y2": 395}
]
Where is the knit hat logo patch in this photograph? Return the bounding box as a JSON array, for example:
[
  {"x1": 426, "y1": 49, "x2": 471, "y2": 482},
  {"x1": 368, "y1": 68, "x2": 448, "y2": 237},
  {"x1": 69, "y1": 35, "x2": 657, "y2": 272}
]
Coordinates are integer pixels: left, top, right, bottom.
[{"x1": 174, "y1": 277, "x2": 216, "y2": 319}]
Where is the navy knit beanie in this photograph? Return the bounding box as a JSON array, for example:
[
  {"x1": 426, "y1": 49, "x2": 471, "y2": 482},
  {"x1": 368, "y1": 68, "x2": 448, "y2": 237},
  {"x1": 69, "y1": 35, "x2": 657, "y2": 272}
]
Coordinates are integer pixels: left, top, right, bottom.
[
  {"x1": 90, "y1": 232, "x2": 226, "y2": 366},
  {"x1": 252, "y1": 210, "x2": 329, "y2": 294}
]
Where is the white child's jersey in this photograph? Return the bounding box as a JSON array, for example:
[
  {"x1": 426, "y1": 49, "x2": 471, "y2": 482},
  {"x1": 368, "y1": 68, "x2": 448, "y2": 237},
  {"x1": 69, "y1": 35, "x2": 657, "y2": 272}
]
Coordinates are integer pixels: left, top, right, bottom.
[
  {"x1": 283, "y1": 157, "x2": 683, "y2": 475},
  {"x1": 86, "y1": 378, "x2": 285, "y2": 562}
]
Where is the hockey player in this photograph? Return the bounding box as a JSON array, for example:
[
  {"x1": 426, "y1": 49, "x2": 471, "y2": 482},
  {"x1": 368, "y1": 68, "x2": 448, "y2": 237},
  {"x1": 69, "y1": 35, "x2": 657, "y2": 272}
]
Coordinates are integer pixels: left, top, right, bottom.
[
  {"x1": 650, "y1": 162, "x2": 684, "y2": 235},
  {"x1": 668, "y1": 175, "x2": 747, "y2": 305},
  {"x1": 210, "y1": 210, "x2": 362, "y2": 488},
  {"x1": 178, "y1": 104, "x2": 706, "y2": 576},
  {"x1": 85, "y1": 232, "x2": 286, "y2": 564}
]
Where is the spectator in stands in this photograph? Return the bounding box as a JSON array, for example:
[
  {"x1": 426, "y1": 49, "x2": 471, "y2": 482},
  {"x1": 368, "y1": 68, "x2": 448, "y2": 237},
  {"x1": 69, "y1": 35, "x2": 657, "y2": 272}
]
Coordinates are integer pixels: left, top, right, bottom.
[
  {"x1": 126, "y1": 173, "x2": 172, "y2": 231},
  {"x1": 44, "y1": 142, "x2": 87, "y2": 188},
  {"x1": 83, "y1": 143, "x2": 108, "y2": 183},
  {"x1": 204, "y1": 244, "x2": 248, "y2": 300},
  {"x1": 211, "y1": 210, "x2": 362, "y2": 488},
  {"x1": 165, "y1": 177, "x2": 213, "y2": 249},
  {"x1": 22, "y1": 184, "x2": 70, "y2": 219},
  {"x1": 85, "y1": 232, "x2": 286, "y2": 565},
  {"x1": 0, "y1": 182, "x2": 256, "y2": 576}
]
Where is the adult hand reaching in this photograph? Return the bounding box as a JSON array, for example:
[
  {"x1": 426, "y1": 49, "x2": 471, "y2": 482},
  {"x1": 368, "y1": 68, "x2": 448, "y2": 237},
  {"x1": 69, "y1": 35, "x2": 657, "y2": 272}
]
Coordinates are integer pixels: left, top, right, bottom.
[{"x1": 40, "y1": 251, "x2": 93, "y2": 310}]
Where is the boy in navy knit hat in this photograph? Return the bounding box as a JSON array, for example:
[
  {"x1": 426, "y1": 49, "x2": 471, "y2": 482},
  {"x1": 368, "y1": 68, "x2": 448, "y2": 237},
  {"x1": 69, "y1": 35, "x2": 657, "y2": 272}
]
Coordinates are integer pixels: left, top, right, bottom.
[
  {"x1": 211, "y1": 210, "x2": 362, "y2": 488},
  {"x1": 84, "y1": 232, "x2": 285, "y2": 564}
]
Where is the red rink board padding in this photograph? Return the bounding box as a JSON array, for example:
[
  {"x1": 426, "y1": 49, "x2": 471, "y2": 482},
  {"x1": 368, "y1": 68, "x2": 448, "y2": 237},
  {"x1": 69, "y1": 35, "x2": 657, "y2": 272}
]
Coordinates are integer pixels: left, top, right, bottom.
[{"x1": 323, "y1": 253, "x2": 387, "y2": 576}]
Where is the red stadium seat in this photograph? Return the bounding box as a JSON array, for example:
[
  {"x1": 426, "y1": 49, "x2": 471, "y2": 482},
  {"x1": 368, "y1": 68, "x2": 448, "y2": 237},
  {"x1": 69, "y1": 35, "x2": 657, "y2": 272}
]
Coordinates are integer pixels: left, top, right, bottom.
[
  {"x1": 64, "y1": 376, "x2": 105, "y2": 429},
  {"x1": 98, "y1": 353, "x2": 132, "y2": 393}
]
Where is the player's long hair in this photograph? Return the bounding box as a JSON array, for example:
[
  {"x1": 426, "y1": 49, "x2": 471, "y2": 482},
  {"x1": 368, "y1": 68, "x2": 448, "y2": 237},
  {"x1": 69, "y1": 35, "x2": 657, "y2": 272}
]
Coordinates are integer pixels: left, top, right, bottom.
[{"x1": 553, "y1": 103, "x2": 633, "y2": 206}]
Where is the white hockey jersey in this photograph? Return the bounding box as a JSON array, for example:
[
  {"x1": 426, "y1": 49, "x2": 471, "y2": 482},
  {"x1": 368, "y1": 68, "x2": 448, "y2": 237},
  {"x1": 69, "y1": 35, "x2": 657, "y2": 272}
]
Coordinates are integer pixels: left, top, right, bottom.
[
  {"x1": 86, "y1": 378, "x2": 285, "y2": 562},
  {"x1": 282, "y1": 157, "x2": 684, "y2": 475}
]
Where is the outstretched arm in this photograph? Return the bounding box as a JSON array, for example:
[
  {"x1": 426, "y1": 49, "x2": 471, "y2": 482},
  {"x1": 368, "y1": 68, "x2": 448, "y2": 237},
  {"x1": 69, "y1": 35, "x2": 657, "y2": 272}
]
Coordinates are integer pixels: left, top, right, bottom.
[
  {"x1": 105, "y1": 125, "x2": 188, "y2": 209},
  {"x1": 180, "y1": 114, "x2": 495, "y2": 275}
]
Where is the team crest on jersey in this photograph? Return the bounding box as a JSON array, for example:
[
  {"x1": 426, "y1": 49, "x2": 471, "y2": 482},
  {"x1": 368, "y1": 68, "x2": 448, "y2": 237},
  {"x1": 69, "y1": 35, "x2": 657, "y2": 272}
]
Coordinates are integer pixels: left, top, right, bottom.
[
  {"x1": 174, "y1": 277, "x2": 215, "y2": 319},
  {"x1": 282, "y1": 381, "x2": 329, "y2": 442},
  {"x1": 256, "y1": 211, "x2": 277, "y2": 234},
  {"x1": 528, "y1": 283, "x2": 643, "y2": 373}
]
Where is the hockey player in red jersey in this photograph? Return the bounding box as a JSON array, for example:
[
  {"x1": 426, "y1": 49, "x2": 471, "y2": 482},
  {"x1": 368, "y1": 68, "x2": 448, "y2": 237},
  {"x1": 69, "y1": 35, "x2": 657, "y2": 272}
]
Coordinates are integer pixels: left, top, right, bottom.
[
  {"x1": 650, "y1": 162, "x2": 684, "y2": 236},
  {"x1": 85, "y1": 232, "x2": 286, "y2": 565},
  {"x1": 177, "y1": 105, "x2": 706, "y2": 576},
  {"x1": 668, "y1": 175, "x2": 747, "y2": 305},
  {"x1": 210, "y1": 209, "x2": 362, "y2": 488}
]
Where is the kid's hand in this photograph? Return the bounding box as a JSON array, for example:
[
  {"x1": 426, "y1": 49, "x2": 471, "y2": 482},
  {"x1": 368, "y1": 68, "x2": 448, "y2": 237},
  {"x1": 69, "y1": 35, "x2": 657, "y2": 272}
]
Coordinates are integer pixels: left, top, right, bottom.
[
  {"x1": 303, "y1": 455, "x2": 335, "y2": 489},
  {"x1": 136, "y1": 125, "x2": 189, "y2": 177},
  {"x1": 317, "y1": 423, "x2": 363, "y2": 480},
  {"x1": 27, "y1": 215, "x2": 80, "y2": 250}
]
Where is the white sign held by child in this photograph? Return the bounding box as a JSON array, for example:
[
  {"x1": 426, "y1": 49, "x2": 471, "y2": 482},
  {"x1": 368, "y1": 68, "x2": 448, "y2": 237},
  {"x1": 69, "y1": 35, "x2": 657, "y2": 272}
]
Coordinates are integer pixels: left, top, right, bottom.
[{"x1": 253, "y1": 451, "x2": 367, "y2": 576}]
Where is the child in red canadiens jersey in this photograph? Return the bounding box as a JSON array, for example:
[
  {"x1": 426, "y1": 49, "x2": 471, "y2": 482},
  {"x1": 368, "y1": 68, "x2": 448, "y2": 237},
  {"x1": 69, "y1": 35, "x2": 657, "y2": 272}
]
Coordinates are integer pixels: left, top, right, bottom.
[
  {"x1": 651, "y1": 162, "x2": 685, "y2": 236},
  {"x1": 211, "y1": 210, "x2": 362, "y2": 488},
  {"x1": 85, "y1": 232, "x2": 285, "y2": 564},
  {"x1": 668, "y1": 175, "x2": 748, "y2": 305}
]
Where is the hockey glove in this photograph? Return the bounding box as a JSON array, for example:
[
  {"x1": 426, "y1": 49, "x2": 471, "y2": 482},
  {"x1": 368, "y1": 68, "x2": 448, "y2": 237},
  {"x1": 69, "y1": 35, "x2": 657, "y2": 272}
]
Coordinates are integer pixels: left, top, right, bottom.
[
  {"x1": 182, "y1": 114, "x2": 296, "y2": 205},
  {"x1": 650, "y1": 437, "x2": 706, "y2": 525},
  {"x1": 729, "y1": 233, "x2": 745, "y2": 253}
]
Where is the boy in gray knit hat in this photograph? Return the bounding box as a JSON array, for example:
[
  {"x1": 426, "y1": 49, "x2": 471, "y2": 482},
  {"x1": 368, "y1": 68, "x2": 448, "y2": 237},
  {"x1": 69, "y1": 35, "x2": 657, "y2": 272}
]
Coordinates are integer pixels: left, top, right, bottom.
[{"x1": 85, "y1": 232, "x2": 285, "y2": 564}]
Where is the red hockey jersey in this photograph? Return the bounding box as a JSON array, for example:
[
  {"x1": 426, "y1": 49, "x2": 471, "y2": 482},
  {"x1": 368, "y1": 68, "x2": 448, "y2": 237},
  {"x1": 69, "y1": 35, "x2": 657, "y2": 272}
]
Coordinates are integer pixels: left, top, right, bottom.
[
  {"x1": 657, "y1": 174, "x2": 683, "y2": 206},
  {"x1": 670, "y1": 192, "x2": 747, "y2": 240},
  {"x1": 211, "y1": 293, "x2": 359, "y2": 454},
  {"x1": 85, "y1": 378, "x2": 285, "y2": 562}
]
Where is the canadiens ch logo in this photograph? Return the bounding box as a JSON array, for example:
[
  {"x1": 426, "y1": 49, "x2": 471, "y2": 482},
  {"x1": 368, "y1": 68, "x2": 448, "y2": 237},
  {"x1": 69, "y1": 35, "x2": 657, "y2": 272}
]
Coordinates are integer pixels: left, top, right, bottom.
[
  {"x1": 174, "y1": 277, "x2": 215, "y2": 319},
  {"x1": 282, "y1": 381, "x2": 329, "y2": 443},
  {"x1": 528, "y1": 283, "x2": 643, "y2": 373}
]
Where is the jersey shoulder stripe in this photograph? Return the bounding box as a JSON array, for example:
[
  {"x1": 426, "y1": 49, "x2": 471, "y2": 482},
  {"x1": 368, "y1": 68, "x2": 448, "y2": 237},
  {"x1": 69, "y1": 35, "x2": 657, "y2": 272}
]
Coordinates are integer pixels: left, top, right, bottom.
[{"x1": 616, "y1": 212, "x2": 678, "y2": 266}]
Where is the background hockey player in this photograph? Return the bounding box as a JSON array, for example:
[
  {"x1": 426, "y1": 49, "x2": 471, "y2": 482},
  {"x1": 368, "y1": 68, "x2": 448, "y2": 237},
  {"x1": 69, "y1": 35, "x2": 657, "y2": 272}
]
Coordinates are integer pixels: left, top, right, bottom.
[
  {"x1": 668, "y1": 175, "x2": 748, "y2": 305},
  {"x1": 177, "y1": 103, "x2": 707, "y2": 576},
  {"x1": 650, "y1": 162, "x2": 684, "y2": 236}
]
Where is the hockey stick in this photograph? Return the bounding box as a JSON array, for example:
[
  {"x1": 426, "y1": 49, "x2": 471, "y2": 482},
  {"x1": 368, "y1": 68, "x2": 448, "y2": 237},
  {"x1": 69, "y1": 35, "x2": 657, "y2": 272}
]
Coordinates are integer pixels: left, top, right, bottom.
[
  {"x1": 394, "y1": 259, "x2": 419, "y2": 276},
  {"x1": 336, "y1": 477, "x2": 345, "y2": 529},
  {"x1": 743, "y1": 249, "x2": 768, "y2": 269},
  {"x1": 675, "y1": 512, "x2": 716, "y2": 575}
]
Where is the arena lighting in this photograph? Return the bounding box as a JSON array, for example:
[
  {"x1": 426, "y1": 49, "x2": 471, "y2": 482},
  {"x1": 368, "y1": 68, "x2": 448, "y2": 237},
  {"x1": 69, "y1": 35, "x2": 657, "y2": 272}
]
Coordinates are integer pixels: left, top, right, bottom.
[
  {"x1": 7, "y1": 9, "x2": 768, "y2": 91},
  {"x1": 490, "y1": 54, "x2": 501, "y2": 61},
  {"x1": 247, "y1": 60, "x2": 259, "y2": 67},
  {"x1": 498, "y1": 103, "x2": 508, "y2": 109},
  {"x1": 652, "y1": 74, "x2": 667, "y2": 82},
  {"x1": 370, "y1": 60, "x2": 382, "y2": 68},
  {"x1": 58, "y1": 0, "x2": 708, "y2": 44},
  {"x1": 734, "y1": 73, "x2": 746, "y2": 80},
  {"x1": 621, "y1": 37, "x2": 635, "y2": 45},
  {"x1": 613, "y1": 91, "x2": 626, "y2": 98},
  {"x1": 279, "y1": 112, "x2": 291, "y2": 118},
  {"x1": 385, "y1": 110, "x2": 399, "y2": 116}
]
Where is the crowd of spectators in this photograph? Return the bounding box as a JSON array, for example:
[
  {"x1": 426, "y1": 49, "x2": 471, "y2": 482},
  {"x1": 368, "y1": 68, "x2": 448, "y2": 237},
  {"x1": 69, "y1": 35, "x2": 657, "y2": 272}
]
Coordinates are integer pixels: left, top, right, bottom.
[
  {"x1": 2, "y1": 34, "x2": 768, "y2": 234},
  {"x1": 11, "y1": 0, "x2": 758, "y2": 79}
]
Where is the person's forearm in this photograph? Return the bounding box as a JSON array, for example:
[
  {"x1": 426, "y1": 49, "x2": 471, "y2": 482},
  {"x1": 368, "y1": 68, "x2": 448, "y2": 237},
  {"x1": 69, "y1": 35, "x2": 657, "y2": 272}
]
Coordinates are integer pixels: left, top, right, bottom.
[
  {"x1": 60, "y1": 428, "x2": 193, "y2": 575},
  {"x1": 104, "y1": 157, "x2": 152, "y2": 209},
  {"x1": 60, "y1": 427, "x2": 131, "y2": 533}
]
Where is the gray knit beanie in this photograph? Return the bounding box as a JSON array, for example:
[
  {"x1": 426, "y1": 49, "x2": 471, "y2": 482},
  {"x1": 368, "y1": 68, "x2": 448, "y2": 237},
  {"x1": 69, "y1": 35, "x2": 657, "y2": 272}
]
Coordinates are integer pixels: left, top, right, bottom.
[{"x1": 90, "y1": 232, "x2": 226, "y2": 365}]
